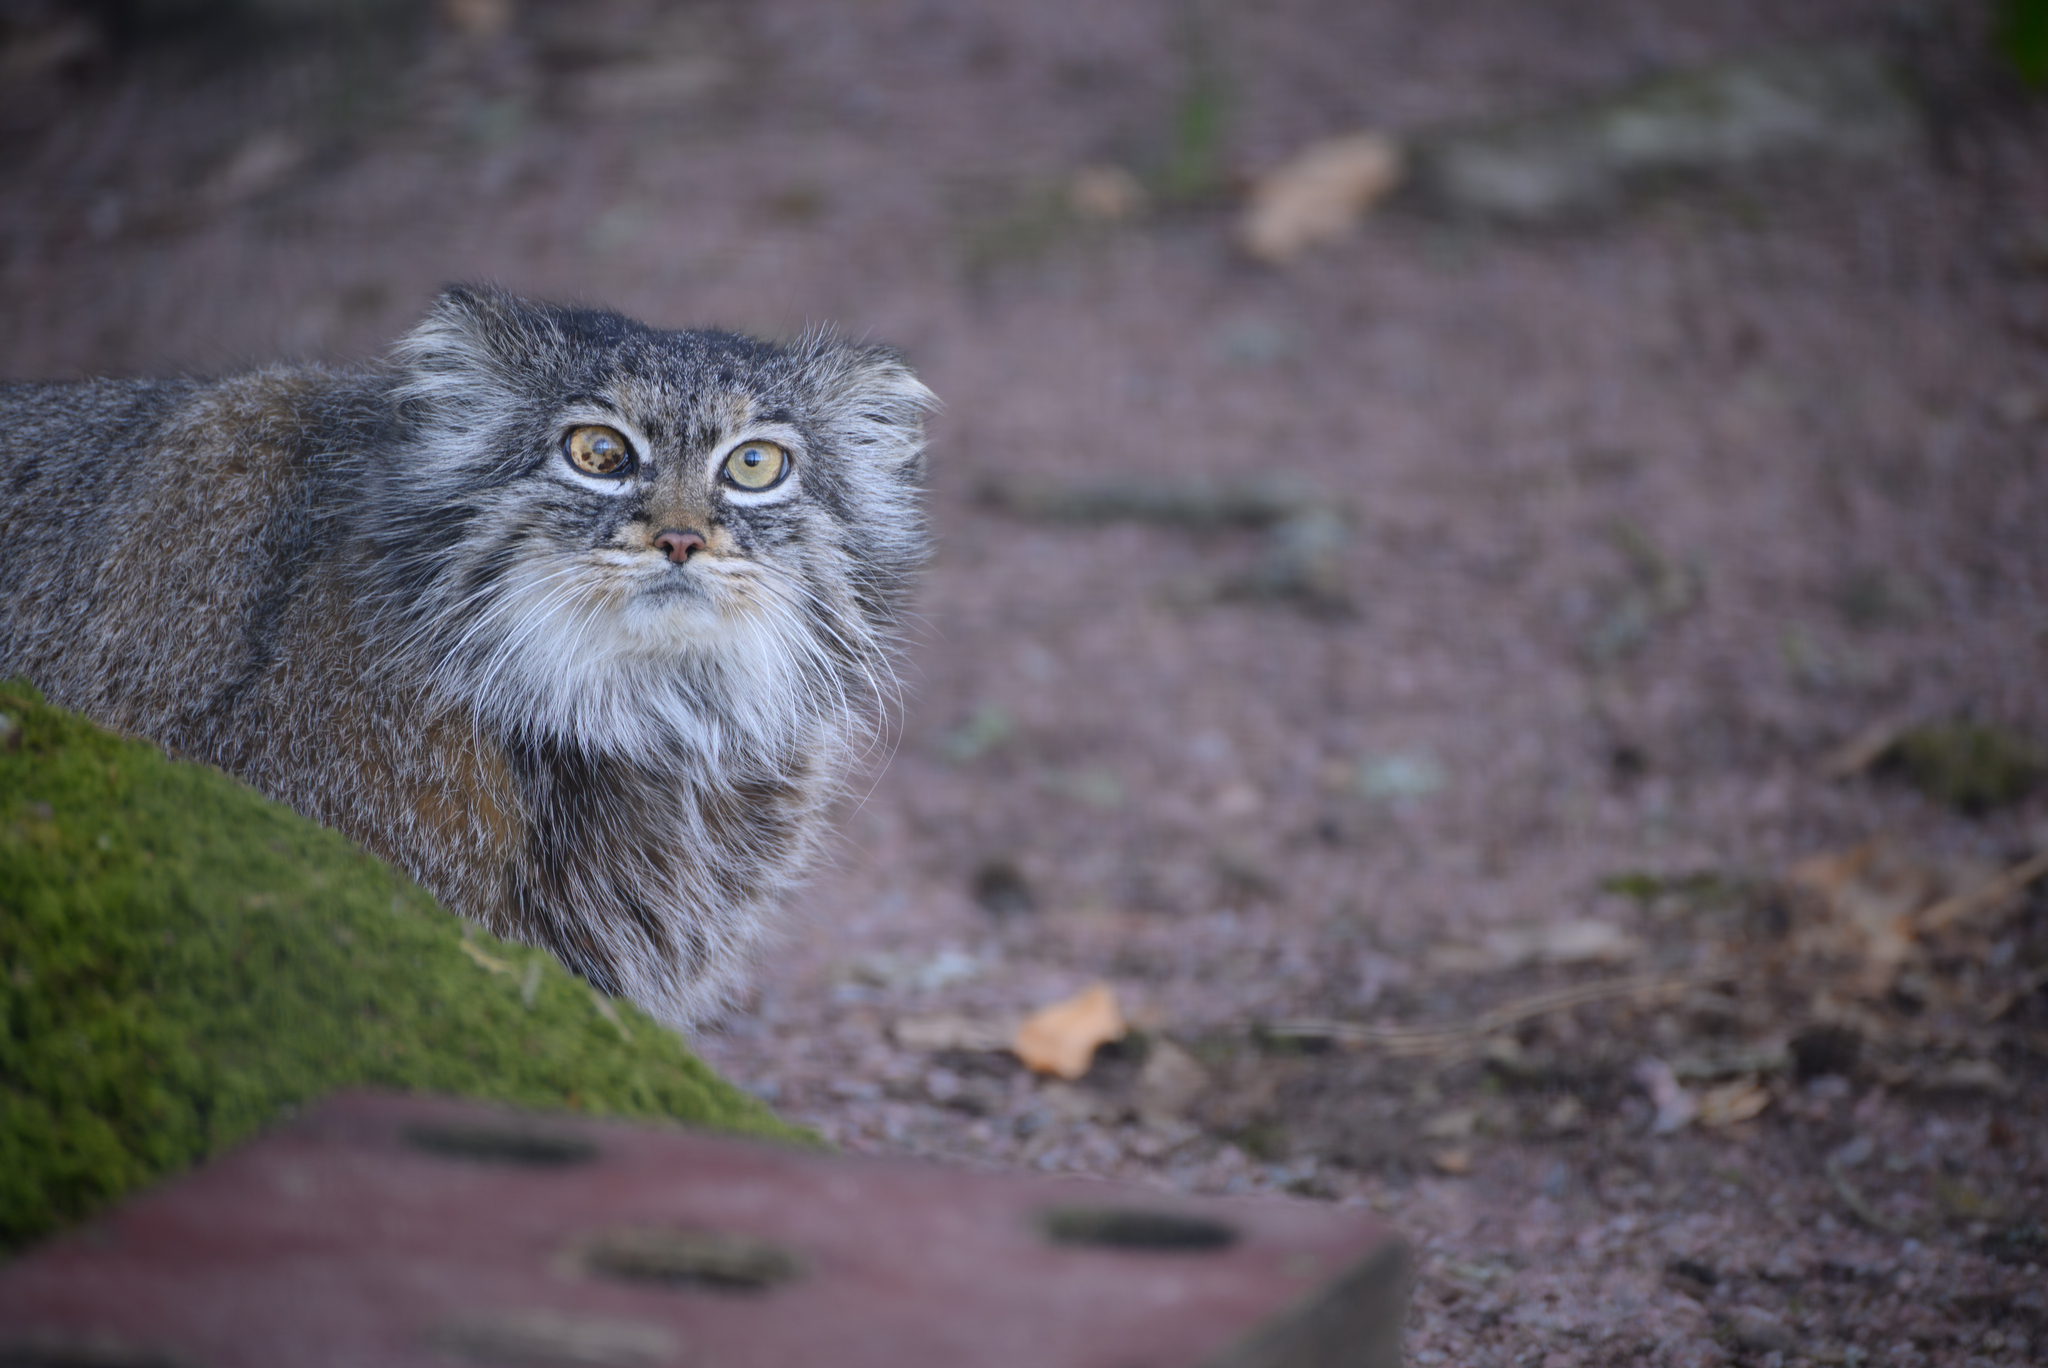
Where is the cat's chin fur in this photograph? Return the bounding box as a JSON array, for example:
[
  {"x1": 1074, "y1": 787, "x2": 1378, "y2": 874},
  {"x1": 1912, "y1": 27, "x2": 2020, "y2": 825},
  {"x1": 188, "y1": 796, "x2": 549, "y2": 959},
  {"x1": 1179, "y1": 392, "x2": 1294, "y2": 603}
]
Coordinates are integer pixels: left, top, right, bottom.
[
  {"x1": 430, "y1": 604, "x2": 859, "y2": 777},
  {"x1": 407, "y1": 551, "x2": 852, "y2": 760}
]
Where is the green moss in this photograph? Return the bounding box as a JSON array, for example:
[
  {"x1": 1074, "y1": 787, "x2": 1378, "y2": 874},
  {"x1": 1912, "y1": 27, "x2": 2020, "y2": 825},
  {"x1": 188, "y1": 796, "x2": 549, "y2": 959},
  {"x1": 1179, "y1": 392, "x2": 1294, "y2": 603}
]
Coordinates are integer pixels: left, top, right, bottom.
[
  {"x1": 2001, "y1": 0, "x2": 2048, "y2": 88},
  {"x1": 0, "y1": 681, "x2": 806, "y2": 1254},
  {"x1": 1156, "y1": 0, "x2": 1232, "y2": 206},
  {"x1": 1881, "y1": 722, "x2": 2045, "y2": 817}
]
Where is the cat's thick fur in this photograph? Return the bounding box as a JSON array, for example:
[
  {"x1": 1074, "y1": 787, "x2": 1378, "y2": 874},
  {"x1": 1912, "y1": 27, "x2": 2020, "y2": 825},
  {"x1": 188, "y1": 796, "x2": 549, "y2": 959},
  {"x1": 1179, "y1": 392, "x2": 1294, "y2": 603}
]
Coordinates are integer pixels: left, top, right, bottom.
[{"x1": 0, "y1": 287, "x2": 932, "y2": 1028}]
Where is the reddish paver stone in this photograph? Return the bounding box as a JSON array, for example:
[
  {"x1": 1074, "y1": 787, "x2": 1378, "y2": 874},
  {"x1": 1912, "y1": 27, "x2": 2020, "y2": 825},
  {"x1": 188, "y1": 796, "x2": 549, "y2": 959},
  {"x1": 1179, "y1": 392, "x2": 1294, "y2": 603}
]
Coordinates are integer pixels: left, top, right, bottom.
[{"x1": 0, "y1": 1092, "x2": 1407, "y2": 1368}]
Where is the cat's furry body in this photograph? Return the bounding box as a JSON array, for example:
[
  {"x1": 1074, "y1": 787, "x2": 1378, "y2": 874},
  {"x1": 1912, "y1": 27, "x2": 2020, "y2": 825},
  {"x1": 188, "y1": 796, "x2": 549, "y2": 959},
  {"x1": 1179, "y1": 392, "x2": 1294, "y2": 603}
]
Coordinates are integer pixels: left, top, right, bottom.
[{"x1": 0, "y1": 287, "x2": 932, "y2": 1028}]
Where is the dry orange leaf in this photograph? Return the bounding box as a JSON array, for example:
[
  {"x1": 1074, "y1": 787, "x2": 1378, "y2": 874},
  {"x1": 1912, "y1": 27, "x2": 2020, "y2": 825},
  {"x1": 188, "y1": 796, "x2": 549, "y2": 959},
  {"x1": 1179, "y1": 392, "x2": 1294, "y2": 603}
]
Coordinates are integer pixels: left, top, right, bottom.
[
  {"x1": 1785, "y1": 842, "x2": 1941, "y2": 997},
  {"x1": 1239, "y1": 131, "x2": 1405, "y2": 264},
  {"x1": 1067, "y1": 165, "x2": 1149, "y2": 223},
  {"x1": 1697, "y1": 1077, "x2": 1772, "y2": 1128},
  {"x1": 1430, "y1": 1148, "x2": 1473, "y2": 1176},
  {"x1": 1012, "y1": 982, "x2": 1126, "y2": 1080}
]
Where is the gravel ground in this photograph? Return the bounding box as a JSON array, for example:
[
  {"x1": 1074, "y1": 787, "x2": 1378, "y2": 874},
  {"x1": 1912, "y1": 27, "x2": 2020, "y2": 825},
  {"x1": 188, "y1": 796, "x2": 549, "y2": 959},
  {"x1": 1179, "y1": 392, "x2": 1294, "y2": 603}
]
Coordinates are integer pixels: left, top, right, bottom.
[{"x1": 4, "y1": 1, "x2": 2046, "y2": 1363}]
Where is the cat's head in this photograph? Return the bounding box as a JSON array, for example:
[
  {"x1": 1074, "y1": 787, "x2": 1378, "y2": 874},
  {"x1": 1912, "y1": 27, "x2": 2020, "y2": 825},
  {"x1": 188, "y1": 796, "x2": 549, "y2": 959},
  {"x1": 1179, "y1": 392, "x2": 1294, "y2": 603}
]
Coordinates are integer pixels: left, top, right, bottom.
[{"x1": 371, "y1": 285, "x2": 933, "y2": 752}]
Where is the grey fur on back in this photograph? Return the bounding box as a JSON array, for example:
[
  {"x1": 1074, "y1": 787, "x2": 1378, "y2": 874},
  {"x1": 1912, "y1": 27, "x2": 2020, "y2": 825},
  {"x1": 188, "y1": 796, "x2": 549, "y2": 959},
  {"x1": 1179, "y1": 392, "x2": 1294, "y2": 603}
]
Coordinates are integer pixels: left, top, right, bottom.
[{"x1": 0, "y1": 287, "x2": 933, "y2": 1028}]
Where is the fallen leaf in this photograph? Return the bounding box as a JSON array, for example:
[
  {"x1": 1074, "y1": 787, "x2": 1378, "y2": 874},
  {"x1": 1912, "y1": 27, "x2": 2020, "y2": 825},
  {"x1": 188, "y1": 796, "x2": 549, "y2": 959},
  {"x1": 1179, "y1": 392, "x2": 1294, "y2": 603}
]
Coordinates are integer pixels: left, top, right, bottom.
[
  {"x1": 1239, "y1": 131, "x2": 1404, "y2": 264},
  {"x1": 1012, "y1": 983, "x2": 1126, "y2": 1080},
  {"x1": 1430, "y1": 1147, "x2": 1473, "y2": 1176},
  {"x1": 1067, "y1": 164, "x2": 1148, "y2": 222},
  {"x1": 1695, "y1": 1076, "x2": 1771, "y2": 1128},
  {"x1": 1784, "y1": 842, "x2": 1939, "y2": 997}
]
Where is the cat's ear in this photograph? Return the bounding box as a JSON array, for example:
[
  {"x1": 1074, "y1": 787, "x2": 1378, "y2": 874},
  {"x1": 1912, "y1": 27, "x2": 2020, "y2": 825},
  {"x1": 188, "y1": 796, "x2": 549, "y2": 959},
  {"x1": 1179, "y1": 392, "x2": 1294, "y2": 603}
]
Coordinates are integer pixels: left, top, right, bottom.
[
  {"x1": 391, "y1": 284, "x2": 540, "y2": 411},
  {"x1": 803, "y1": 336, "x2": 936, "y2": 473}
]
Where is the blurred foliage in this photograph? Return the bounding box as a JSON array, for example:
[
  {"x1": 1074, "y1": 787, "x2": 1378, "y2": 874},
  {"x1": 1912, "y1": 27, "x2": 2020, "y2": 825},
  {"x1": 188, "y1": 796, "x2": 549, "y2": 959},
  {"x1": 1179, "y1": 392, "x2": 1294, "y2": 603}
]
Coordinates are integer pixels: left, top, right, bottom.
[
  {"x1": 108, "y1": 0, "x2": 409, "y2": 28},
  {"x1": 1157, "y1": 0, "x2": 1232, "y2": 204},
  {"x1": 1880, "y1": 721, "x2": 2045, "y2": 815},
  {"x1": 2002, "y1": 0, "x2": 2048, "y2": 86}
]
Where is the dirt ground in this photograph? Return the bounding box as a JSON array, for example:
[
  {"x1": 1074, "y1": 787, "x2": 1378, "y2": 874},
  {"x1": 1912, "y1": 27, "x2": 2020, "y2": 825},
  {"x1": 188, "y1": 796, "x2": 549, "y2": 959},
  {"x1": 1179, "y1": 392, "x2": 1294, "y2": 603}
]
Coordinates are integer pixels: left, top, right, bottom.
[{"x1": 4, "y1": 1, "x2": 2047, "y2": 1363}]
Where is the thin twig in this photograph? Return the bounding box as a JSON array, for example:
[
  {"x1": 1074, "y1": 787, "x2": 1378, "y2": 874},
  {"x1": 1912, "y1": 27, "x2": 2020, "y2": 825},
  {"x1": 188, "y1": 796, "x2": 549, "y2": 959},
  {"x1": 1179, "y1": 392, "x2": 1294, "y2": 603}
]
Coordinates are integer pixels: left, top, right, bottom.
[
  {"x1": 1825, "y1": 1157, "x2": 1913, "y2": 1236},
  {"x1": 1915, "y1": 849, "x2": 2048, "y2": 936},
  {"x1": 590, "y1": 990, "x2": 634, "y2": 1043},
  {"x1": 1816, "y1": 719, "x2": 1908, "y2": 781},
  {"x1": 1264, "y1": 967, "x2": 1724, "y2": 1058},
  {"x1": 1982, "y1": 961, "x2": 2048, "y2": 1024}
]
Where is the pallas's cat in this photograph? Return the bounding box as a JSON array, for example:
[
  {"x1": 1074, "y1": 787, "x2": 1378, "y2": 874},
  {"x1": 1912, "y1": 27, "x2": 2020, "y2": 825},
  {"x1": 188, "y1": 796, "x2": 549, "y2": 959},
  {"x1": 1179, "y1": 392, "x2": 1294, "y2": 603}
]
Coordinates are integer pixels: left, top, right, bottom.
[{"x1": 0, "y1": 286, "x2": 932, "y2": 1028}]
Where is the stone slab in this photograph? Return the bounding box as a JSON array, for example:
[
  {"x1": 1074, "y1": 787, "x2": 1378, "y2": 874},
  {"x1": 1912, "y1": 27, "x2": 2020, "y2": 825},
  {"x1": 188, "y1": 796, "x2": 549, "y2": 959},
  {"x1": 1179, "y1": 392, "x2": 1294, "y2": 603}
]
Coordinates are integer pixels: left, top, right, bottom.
[{"x1": 0, "y1": 1091, "x2": 1408, "y2": 1368}]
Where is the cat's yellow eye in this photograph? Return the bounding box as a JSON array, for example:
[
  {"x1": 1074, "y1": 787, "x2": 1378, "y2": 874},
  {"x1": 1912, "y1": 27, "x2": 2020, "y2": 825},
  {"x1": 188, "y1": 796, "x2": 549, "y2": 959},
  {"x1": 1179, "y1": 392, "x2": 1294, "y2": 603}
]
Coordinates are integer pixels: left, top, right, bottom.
[
  {"x1": 723, "y1": 440, "x2": 789, "y2": 490},
  {"x1": 565, "y1": 425, "x2": 633, "y2": 477}
]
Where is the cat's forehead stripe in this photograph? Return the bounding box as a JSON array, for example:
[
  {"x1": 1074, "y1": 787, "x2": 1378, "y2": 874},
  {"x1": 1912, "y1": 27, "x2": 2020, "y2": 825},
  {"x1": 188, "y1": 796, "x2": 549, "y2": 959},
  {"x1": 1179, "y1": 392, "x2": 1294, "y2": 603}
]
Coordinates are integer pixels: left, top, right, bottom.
[
  {"x1": 707, "y1": 392, "x2": 757, "y2": 431},
  {"x1": 594, "y1": 384, "x2": 763, "y2": 455}
]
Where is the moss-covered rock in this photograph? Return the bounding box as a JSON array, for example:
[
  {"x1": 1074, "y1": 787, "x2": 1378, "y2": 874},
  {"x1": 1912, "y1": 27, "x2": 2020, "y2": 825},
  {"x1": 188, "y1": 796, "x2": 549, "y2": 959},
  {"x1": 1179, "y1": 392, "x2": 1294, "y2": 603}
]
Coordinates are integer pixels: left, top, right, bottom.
[{"x1": 0, "y1": 680, "x2": 804, "y2": 1254}]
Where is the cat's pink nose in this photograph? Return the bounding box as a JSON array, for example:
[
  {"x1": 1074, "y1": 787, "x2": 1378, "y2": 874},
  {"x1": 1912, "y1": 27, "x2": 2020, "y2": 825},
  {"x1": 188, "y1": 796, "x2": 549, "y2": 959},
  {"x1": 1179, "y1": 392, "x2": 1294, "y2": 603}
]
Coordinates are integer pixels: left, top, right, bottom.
[{"x1": 654, "y1": 528, "x2": 706, "y2": 563}]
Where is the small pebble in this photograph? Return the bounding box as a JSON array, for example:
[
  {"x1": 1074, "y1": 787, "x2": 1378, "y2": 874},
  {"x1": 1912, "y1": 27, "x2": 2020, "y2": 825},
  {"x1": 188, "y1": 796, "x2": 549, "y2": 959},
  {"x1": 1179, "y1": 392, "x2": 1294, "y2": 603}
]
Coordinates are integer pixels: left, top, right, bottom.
[{"x1": 1728, "y1": 1307, "x2": 1795, "y2": 1354}]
